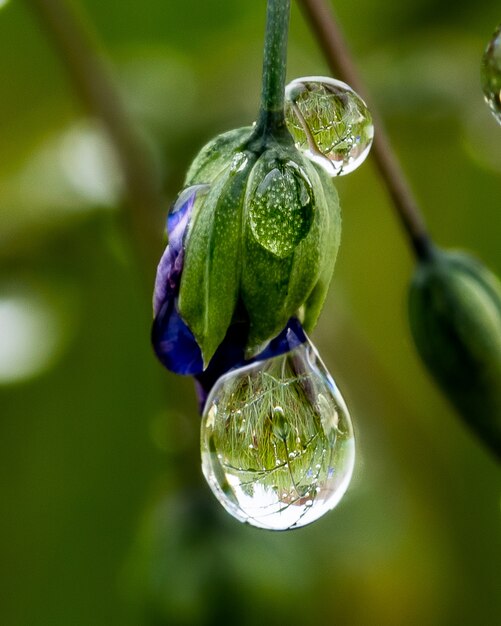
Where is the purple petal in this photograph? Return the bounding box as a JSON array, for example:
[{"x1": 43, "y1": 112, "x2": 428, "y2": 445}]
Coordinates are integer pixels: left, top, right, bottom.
[
  {"x1": 153, "y1": 185, "x2": 208, "y2": 316},
  {"x1": 151, "y1": 185, "x2": 208, "y2": 375},
  {"x1": 152, "y1": 298, "x2": 203, "y2": 375}
]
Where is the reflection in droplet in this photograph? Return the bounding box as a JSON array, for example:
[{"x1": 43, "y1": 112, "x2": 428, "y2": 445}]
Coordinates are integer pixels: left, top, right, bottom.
[
  {"x1": 201, "y1": 336, "x2": 355, "y2": 530},
  {"x1": 0, "y1": 287, "x2": 64, "y2": 384},
  {"x1": 285, "y1": 76, "x2": 374, "y2": 176},
  {"x1": 0, "y1": 0, "x2": 11, "y2": 9},
  {"x1": 481, "y1": 24, "x2": 501, "y2": 125}
]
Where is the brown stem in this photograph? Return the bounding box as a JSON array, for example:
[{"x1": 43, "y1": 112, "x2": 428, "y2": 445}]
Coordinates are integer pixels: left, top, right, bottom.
[
  {"x1": 28, "y1": 0, "x2": 165, "y2": 275},
  {"x1": 297, "y1": 0, "x2": 433, "y2": 261}
]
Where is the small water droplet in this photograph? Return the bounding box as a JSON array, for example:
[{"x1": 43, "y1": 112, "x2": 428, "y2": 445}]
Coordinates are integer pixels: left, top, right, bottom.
[
  {"x1": 200, "y1": 336, "x2": 355, "y2": 530},
  {"x1": 285, "y1": 76, "x2": 374, "y2": 176},
  {"x1": 481, "y1": 24, "x2": 501, "y2": 125},
  {"x1": 247, "y1": 161, "x2": 314, "y2": 257}
]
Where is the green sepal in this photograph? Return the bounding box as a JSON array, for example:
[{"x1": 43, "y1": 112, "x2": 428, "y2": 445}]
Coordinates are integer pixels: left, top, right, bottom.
[
  {"x1": 409, "y1": 248, "x2": 501, "y2": 459},
  {"x1": 241, "y1": 149, "x2": 338, "y2": 353},
  {"x1": 185, "y1": 127, "x2": 253, "y2": 186},
  {"x1": 302, "y1": 165, "x2": 341, "y2": 331},
  {"x1": 179, "y1": 151, "x2": 257, "y2": 365}
]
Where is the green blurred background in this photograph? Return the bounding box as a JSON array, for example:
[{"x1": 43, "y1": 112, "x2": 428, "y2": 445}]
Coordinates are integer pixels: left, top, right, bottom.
[{"x1": 1, "y1": 1, "x2": 500, "y2": 624}]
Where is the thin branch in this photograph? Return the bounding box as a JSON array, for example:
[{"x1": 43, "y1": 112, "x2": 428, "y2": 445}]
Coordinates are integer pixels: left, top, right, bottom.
[
  {"x1": 297, "y1": 0, "x2": 434, "y2": 261},
  {"x1": 28, "y1": 0, "x2": 165, "y2": 274}
]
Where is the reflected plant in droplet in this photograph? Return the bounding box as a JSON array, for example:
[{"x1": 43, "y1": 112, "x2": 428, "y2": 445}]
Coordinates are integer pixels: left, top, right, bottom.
[
  {"x1": 201, "y1": 336, "x2": 355, "y2": 530},
  {"x1": 481, "y1": 24, "x2": 501, "y2": 126},
  {"x1": 285, "y1": 76, "x2": 374, "y2": 176}
]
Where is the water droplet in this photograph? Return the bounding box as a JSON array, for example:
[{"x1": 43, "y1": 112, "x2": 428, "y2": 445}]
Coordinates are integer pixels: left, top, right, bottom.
[
  {"x1": 285, "y1": 76, "x2": 374, "y2": 176},
  {"x1": 481, "y1": 24, "x2": 501, "y2": 125},
  {"x1": 248, "y1": 161, "x2": 314, "y2": 258},
  {"x1": 200, "y1": 336, "x2": 355, "y2": 530}
]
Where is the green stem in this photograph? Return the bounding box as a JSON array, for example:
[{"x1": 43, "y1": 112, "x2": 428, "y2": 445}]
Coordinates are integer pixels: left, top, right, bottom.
[
  {"x1": 297, "y1": 0, "x2": 434, "y2": 262},
  {"x1": 250, "y1": 0, "x2": 292, "y2": 148},
  {"x1": 27, "y1": 0, "x2": 165, "y2": 276}
]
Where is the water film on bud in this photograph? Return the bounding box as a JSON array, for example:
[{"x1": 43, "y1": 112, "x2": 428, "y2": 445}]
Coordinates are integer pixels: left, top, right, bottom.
[
  {"x1": 285, "y1": 76, "x2": 374, "y2": 176},
  {"x1": 481, "y1": 24, "x2": 501, "y2": 126},
  {"x1": 201, "y1": 336, "x2": 355, "y2": 530}
]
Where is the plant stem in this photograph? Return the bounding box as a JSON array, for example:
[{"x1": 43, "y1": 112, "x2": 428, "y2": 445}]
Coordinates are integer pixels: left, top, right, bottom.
[
  {"x1": 28, "y1": 0, "x2": 165, "y2": 275},
  {"x1": 297, "y1": 0, "x2": 434, "y2": 261},
  {"x1": 251, "y1": 0, "x2": 293, "y2": 148}
]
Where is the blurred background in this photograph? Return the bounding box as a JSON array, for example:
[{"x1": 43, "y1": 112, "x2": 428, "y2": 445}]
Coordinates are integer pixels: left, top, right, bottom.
[{"x1": 1, "y1": 1, "x2": 500, "y2": 624}]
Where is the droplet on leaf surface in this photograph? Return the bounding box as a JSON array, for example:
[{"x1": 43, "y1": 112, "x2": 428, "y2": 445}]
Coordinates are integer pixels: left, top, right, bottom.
[
  {"x1": 248, "y1": 161, "x2": 314, "y2": 258},
  {"x1": 200, "y1": 337, "x2": 355, "y2": 530},
  {"x1": 481, "y1": 24, "x2": 501, "y2": 125},
  {"x1": 285, "y1": 76, "x2": 374, "y2": 176}
]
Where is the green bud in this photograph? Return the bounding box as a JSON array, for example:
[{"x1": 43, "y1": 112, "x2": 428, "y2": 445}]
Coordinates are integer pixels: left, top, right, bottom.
[
  {"x1": 178, "y1": 127, "x2": 341, "y2": 364},
  {"x1": 409, "y1": 247, "x2": 501, "y2": 458}
]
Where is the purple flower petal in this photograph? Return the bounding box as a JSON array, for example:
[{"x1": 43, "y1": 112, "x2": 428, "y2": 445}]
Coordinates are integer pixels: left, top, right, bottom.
[
  {"x1": 153, "y1": 185, "x2": 208, "y2": 316},
  {"x1": 152, "y1": 298, "x2": 203, "y2": 375},
  {"x1": 152, "y1": 185, "x2": 208, "y2": 375}
]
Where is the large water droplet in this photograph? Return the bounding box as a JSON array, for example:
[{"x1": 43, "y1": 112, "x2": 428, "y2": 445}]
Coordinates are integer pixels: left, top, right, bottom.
[
  {"x1": 481, "y1": 24, "x2": 501, "y2": 125},
  {"x1": 285, "y1": 76, "x2": 374, "y2": 176},
  {"x1": 200, "y1": 337, "x2": 355, "y2": 530}
]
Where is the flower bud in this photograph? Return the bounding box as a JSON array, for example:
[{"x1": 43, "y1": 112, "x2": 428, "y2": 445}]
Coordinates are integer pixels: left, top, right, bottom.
[
  {"x1": 151, "y1": 176, "x2": 308, "y2": 410},
  {"x1": 177, "y1": 126, "x2": 341, "y2": 365},
  {"x1": 409, "y1": 248, "x2": 501, "y2": 458}
]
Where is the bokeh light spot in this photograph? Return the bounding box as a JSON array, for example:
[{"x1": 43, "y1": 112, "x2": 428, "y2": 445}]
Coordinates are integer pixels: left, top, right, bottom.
[{"x1": 0, "y1": 285, "x2": 71, "y2": 384}]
